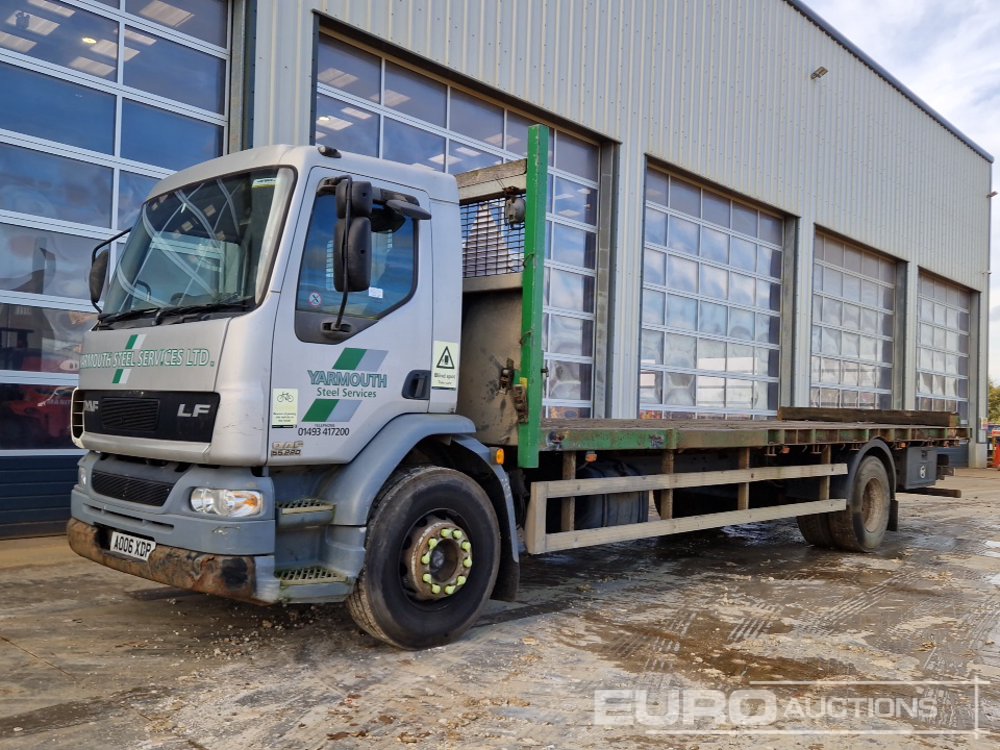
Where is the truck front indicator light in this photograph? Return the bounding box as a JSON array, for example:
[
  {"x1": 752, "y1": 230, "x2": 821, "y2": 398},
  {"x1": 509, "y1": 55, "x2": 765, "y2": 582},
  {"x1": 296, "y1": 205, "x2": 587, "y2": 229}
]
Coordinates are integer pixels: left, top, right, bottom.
[{"x1": 190, "y1": 488, "x2": 263, "y2": 518}]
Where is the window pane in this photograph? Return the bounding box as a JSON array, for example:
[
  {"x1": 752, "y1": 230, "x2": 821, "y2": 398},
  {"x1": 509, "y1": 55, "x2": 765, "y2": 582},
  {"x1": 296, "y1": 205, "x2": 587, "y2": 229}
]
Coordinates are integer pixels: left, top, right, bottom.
[
  {"x1": 664, "y1": 333, "x2": 696, "y2": 368},
  {"x1": 667, "y1": 255, "x2": 697, "y2": 293},
  {"x1": 125, "y1": 0, "x2": 227, "y2": 46},
  {"x1": 645, "y1": 208, "x2": 666, "y2": 245},
  {"x1": 547, "y1": 359, "x2": 591, "y2": 401},
  {"x1": 555, "y1": 131, "x2": 598, "y2": 181},
  {"x1": 641, "y1": 328, "x2": 663, "y2": 365},
  {"x1": 552, "y1": 177, "x2": 597, "y2": 224},
  {"x1": 121, "y1": 100, "x2": 222, "y2": 170},
  {"x1": 382, "y1": 119, "x2": 445, "y2": 171},
  {"x1": 0, "y1": 383, "x2": 74, "y2": 449},
  {"x1": 385, "y1": 62, "x2": 445, "y2": 125},
  {"x1": 667, "y1": 294, "x2": 697, "y2": 330},
  {"x1": 449, "y1": 89, "x2": 503, "y2": 145},
  {"x1": 0, "y1": 303, "x2": 96, "y2": 373},
  {"x1": 646, "y1": 170, "x2": 668, "y2": 205},
  {"x1": 447, "y1": 141, "x2": 501, "y2": 173},
  {"x1": 700, "y1": 264, "x2": 728, "y2": 298},
  {"x1": 732, "y1": 203, "x2": 757, "y2": 236},
  {"x1": 698, "y1": 301, "x2": 726, "y2": 335},
  {"x1": 552, "y1": 223, "x2": 595, "y2": 268},
  {"x1": 669, "y1": 177, "x2": 700, "y2": 217},
  {"x1": 315, "y1": 96, "x2": 379, "y2": 157},
  {"x1": 643, "y1": 249, "x2": 665, "y2": 287},
  {"x1": 759, "y1": 213, "x2": 783, "y2": 245},
  {"x1": 317, "y1": 38, "x2": 380, "y2": 102},
  {"x1": 0, "y1": 223, "x2": 96, "y2": 299},
  {"x1": 124, "y1": 27, "x2": 225, "y2": 112},
  {"x1": 668, "y1": 216, "x2": 699, "y2": 255},
  {"x1": 0, "y1": 0, "x2": 119, "y2": 79},
  {"x1": 0, "y1": 61, "x2": 114, "y2": 152},
  {"x1": 118, "y1": 171, "x2": 159, "y2": 229},
  {"x1": 548, "y1": 314, "x2": 593, "y2": 357},
  {"x1": 505, "y1": 111, "x2": 553, "y2": 159},
  {"x1": 730, "y1": 237, "x2": 755, "y2": 271},
  {"x1": 643, "y1": 289, "x2": 665, "y2": 326},
  {"x1": 297, "y1": 194, "x2": 416, "y2": 320},
  {"x1": 697, "y1": 338, "x2": 725, "y2": 370},
  {"x1": 548, "y1": 268, "x2": 593, "y2": 312},
  {"x1": 701, "y1": 226, "x2": 728, "y2": 263},
  {"x1": 703, "y1": 191, "x2": 730, "y2": 228},
  {"x1": 0, "y1": 143, "x2": 112, "y2": 226}
]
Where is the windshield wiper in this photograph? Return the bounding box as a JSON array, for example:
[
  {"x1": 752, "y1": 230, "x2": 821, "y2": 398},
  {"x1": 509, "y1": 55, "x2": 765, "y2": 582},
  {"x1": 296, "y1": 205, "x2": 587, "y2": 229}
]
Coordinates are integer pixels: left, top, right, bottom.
[
  {"x1": 152, "y1": 296, "x2": 255, "y2": 325},
  {"x1": 96, "y1": 307, "x2": 159, "y2": 326}
]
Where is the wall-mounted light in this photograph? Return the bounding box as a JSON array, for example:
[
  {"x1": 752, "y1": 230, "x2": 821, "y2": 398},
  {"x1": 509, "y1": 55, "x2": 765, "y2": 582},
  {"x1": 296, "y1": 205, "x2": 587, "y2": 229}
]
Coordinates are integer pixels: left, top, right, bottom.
[
  {"x1": 989, "y1": 191, "x2": 998, "y2": 199},
  {"x1": 810, "y1": 66, "x2": 829, "y2": 80}
]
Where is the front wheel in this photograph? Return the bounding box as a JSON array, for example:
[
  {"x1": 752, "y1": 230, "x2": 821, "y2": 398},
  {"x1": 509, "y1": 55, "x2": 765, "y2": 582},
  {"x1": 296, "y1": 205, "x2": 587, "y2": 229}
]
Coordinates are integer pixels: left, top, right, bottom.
[
  {"x1": 829, "y1": 455, "x2": 892, "y2": 552},
  {"x1": 346, "y1": 466, "x2": 500, "y2": 649}
]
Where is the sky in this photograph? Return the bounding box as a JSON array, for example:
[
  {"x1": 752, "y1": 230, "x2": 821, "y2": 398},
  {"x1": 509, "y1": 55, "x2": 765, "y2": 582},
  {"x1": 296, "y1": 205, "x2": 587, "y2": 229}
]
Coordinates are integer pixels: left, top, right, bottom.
[{"x1": 801, "y1": 0, "x2": 1000, "y2": 381}]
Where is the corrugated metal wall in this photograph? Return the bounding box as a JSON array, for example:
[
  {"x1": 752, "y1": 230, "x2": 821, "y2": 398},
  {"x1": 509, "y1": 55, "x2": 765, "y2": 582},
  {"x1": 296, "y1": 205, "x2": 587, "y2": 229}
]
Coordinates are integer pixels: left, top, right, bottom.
[{"x1": 250, "y1": 0, "x2": 992, "y2": 440}]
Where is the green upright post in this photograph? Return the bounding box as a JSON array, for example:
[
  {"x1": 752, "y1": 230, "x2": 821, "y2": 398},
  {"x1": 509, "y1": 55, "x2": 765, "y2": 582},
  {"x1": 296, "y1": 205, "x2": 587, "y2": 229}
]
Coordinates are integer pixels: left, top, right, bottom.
[{"x1": 517, "y1": 124, "x2": 548, "y2": 469}]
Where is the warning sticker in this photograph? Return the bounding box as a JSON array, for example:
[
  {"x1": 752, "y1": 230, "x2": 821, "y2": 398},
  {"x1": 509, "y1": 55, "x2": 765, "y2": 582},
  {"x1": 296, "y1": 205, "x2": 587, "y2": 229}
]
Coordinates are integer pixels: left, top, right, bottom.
[{"x1": 432, "y1": 341, "x2": 459, "y2": 390}]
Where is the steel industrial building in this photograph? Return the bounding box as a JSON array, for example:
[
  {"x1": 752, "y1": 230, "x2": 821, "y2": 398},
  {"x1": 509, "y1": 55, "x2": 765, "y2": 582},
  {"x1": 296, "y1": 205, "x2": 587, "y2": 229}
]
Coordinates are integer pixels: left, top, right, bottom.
[{"x1": 0, "y1": 0, "x2": 992, "y2": 536}]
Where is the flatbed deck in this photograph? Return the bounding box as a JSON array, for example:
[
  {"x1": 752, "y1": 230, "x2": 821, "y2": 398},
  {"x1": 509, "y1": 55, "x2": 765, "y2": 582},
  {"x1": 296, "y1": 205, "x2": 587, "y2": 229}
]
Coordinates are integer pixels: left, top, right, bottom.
[{"x1": 540, "y1": 413, "x2": 966, "y2": 453}]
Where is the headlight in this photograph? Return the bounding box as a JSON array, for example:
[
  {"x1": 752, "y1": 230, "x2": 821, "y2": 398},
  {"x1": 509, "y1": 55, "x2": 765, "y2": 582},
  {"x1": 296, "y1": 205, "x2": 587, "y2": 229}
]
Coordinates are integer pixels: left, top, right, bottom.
[
  {"x1": 78, "y1": 467, "x2": 88, "y2": 487},
  {"x1": 190, "y1": 488, "x2": 263, "y2": 518}
]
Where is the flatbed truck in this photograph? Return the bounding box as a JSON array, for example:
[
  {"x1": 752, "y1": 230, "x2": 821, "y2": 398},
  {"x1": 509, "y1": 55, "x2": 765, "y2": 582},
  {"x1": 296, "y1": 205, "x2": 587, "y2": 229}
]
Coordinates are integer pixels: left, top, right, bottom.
[{"x1": 68, "y1": 126, "x2": 964, "y2": 648}]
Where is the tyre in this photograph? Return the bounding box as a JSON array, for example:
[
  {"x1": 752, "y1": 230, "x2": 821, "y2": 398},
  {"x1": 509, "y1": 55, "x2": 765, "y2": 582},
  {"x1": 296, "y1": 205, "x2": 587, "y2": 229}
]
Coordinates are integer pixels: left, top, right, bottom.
[
  {"x1": 796, "y1": 512, "x2": 835, "y2": 548},
  {"x1": 829, "y1": 455, "x2": 891, "y2": 552},
  {"x1": 346, "y1": 466, "x2": 500, "y2": 649}
]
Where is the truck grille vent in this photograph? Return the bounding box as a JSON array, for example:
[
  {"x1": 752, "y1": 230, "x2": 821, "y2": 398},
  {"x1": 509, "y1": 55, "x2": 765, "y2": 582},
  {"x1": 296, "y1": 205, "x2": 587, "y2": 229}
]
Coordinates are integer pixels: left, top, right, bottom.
[
  {"x1": 92, "y1": 471, "x2": 174, "y2": 506},
  {"x1": 460, "y1": 196, "x2": 526, "y2": 277},
  {"x1": 100, "y1": 398, "x2": 160, "y2": 432}
]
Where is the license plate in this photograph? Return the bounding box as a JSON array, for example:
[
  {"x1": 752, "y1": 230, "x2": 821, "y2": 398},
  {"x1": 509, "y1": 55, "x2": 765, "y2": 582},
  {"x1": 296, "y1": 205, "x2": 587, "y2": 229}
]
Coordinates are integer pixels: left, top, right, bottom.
[{"x1": 109, "y1": 530, "x2": 156, "y2": 561}]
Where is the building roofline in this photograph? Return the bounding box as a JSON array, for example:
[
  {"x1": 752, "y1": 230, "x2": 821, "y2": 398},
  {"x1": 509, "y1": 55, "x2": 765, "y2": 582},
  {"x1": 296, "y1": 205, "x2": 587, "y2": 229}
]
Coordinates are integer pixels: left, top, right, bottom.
[{"x1": 787, "y1": 0, "x2": 994, "y2": 163}]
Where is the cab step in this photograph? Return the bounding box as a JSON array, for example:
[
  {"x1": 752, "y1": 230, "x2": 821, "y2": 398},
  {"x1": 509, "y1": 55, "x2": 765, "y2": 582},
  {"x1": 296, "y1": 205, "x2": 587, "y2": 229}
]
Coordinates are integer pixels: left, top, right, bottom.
[
  {"x1": 275, "y1": 565, "x2": 347, "y2": 584},
  {"x1": 272, "y1": 565, "x2": 352, "y2": 602}
]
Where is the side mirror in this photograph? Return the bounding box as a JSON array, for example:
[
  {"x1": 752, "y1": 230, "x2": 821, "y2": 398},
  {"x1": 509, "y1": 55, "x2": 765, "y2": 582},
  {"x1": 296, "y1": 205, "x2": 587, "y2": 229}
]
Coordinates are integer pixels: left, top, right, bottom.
[
  {"x1": 336, "y1": 180, "x2": 372, "y2": 219},
  {"x1": 89, "y1": 248, "x2": 110, "y2": 310},
  {"x1": 332, "y1": 179, "x2": 373, "y2": 293},
  {"x1": 334, "y1": 217, "x2": 372, "y2": 292}
]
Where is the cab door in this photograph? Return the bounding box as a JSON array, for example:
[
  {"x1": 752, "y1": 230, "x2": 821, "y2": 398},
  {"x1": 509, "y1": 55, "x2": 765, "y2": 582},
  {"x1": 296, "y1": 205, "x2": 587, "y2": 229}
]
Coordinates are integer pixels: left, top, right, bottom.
[{"x1": 268, "y1": 167, "x2": 432, "y2": 464}]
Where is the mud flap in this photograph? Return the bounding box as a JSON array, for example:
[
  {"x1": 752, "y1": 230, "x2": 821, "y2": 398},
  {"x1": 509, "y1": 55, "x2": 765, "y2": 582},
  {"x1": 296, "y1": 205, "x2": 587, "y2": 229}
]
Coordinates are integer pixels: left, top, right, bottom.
[{"x1": 888, "y1": 498, "x2": 899, "y2": 532}]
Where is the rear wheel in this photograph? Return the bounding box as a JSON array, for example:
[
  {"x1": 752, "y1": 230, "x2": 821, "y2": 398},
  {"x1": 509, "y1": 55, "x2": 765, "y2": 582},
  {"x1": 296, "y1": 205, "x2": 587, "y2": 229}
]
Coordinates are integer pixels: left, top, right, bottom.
[
  {"x1": 829, "y1": 456, "x2": 891, "y2": 552},
  {"x1": 346, "y1": 466, "x2": 500, "y2": 649},
  {"x1": 796, "y1": 512, "x2": 835, "y2": 548}
]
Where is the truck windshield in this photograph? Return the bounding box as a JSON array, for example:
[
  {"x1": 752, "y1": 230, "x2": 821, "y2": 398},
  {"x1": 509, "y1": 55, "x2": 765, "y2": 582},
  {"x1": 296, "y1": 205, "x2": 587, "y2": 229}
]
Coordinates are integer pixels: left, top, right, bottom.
[{"x1": 102, "y1": 168, "x2": 293, "y2": 324}]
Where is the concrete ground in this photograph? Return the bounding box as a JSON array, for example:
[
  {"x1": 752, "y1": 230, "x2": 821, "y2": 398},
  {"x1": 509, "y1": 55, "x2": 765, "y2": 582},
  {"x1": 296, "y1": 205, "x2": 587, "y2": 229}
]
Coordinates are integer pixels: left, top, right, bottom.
[{"x1": 2, "y1": 469, "x2": 999, "y2": 749}]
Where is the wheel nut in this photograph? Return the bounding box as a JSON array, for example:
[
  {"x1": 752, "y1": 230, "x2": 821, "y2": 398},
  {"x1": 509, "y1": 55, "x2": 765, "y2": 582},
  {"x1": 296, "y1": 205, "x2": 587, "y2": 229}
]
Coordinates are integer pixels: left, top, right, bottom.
[
  {"x1": 422, "y1": 573, "x2": 432, "y2": 584},
  {"x1": 441, "y1": 528, "x2": 453, "y2": 539},
  {"x1": 457, "y1": 575, "x2": 467, "y2": 586},
  {"x1": 463, "y1": 557, "x2": 472, "y2": 568},
  {"x1": 461, "y1": 541, "x2": 471, "y2": 552},
  {"x1": 431, "y1": 584, "x2": 441, "y2": 595},
  {"x1": 453, "y1": 530, "x2": 464, "y2": 540},
  {"x1": 427, "y1": 538, "x2": 438, "y2": 549},
  {"x1": 445, "y1": 585, "x2": 456, "y2": 595},
  {"x1": 420, "y1": 553, "x2": 431, "y2": 565}
]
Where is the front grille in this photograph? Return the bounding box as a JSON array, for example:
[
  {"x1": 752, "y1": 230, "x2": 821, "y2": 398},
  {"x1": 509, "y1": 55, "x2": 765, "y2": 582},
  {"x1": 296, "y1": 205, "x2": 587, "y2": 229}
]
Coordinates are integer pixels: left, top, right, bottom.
[
  {"x1": 92, "y1": 471, "x2": 174, "y2": 506},
  {"x1": 100, "y1": 398, "x2": 159, "y2": 432}
]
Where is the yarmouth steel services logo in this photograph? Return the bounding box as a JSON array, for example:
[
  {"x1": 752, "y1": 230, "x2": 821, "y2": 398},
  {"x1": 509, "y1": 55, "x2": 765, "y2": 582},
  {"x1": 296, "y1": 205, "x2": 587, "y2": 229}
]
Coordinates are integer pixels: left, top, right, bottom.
[
  {"x1": 302, "y1": 348, "x2": 388, "y2": 423},
  {"x1": 593, "y1": 679, "x2": 988, "y2": 736}
]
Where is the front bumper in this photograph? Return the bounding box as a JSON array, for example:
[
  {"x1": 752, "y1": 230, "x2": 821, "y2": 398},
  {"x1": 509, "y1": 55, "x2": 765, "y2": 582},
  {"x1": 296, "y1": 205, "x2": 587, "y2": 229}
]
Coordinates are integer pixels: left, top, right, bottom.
[{"x1": 67, "y1": 517, "x2": 267, "y2": 603}]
